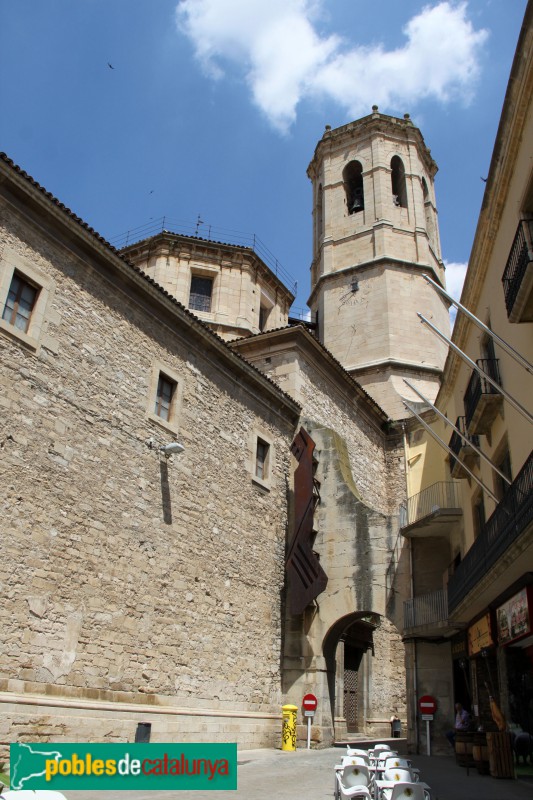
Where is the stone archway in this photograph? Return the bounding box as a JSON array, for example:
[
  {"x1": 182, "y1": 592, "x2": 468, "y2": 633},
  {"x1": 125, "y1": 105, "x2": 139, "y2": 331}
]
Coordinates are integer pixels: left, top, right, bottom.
[
  {"x1": 282, "y1": 423, "x2": 407, "y2": 745},
  {"x1": 323, "y1": 613, "x2": 406, "y2": 742}
]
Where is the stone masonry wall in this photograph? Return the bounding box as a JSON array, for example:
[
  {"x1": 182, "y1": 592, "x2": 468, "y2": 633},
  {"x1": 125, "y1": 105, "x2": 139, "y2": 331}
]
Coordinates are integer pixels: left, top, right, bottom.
[
  {"x1": 298, "y1": 359, "x2": 405, "y2": 518},
  {"x1": 0, "y1": 204, "x2": 296, "y2": 754}
]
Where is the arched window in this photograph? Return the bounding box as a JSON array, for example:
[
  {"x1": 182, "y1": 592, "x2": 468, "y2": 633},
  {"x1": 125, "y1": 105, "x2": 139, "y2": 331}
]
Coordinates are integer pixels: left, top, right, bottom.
[
  {"x1": 317, "y1": 184, "x2": 323, "y2": 241},
  {"x1": 343, "y1": 161, "x2": 364, "y2": 215},
  {"x1": 391, "y1": 156, "x2": 407, "y2": 208},
  {"x1": 422, "y1": 178, "x2": 435, "y2": 245}
]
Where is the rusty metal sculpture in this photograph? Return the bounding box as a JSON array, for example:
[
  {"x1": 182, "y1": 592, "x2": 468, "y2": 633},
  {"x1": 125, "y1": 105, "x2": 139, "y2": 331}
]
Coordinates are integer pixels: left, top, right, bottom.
[{"x1": 286, "y1": 427, "x2": 328, "y2": 614}]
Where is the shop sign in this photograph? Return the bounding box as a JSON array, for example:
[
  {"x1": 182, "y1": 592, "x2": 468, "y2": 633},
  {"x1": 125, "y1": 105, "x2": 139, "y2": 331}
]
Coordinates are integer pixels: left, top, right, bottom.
[
  {"x1": 496, "y1": 587, "x2": 532, "y2": 645},
  {"x1": 468, "y1": 612, "x2": 494, "y2": 656}
]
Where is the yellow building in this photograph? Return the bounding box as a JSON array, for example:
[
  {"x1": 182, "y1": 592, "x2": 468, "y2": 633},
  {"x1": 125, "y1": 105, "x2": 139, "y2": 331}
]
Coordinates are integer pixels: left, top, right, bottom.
[{"x1": 398, "y1": 0, "x2": 533, "y2": 754}]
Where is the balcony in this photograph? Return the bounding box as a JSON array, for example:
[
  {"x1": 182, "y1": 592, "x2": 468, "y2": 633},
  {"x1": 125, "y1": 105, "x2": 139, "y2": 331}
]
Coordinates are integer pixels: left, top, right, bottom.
[
  {"x1": 404, "y1": 588, "x2": 460, "y2": 636},
  {"x1": 463, "y1": 358, "x2": 503, "y2": 435},
  {"x1": 449, "y1": 416, "x2": 480, "y2": 478},
  {"x1": 400, "y1": 481, "x2": 462, "y2": 538},
  {"x1": 502, "y1": 217, "x2": 533, "y2": 322},
  {"x1": 448, "y1": 451, "x2": 533, "y2": 614}
]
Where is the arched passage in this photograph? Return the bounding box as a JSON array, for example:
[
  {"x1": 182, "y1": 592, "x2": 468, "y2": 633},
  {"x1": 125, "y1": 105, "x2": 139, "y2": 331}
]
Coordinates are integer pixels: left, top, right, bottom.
[{"x1": 323, "y1": 612, "x2": 406, "y2": 741}]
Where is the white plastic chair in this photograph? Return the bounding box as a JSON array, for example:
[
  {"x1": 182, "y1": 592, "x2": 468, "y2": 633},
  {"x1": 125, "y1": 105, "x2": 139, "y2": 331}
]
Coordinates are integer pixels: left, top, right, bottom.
[
  {"x1": 382, "y1": 758, "x2": 419, "y2": 780},
  {"x1": 376, "y1": 752, "x2": 398, "y2": 763},
  {"x1": 387, "y1": 782, "x2": 431, "y2": 800},
  {"x1": 346, "y1": 747, "x2": 370, "y2": 762},
  {"x1": 382, "y1": 768, "x2": 414, "y2": 783},
  {"x1": 373, "y1": 752, "x2": 399, "y2": 772},
  {"x1": 335, "y1": 764, "x2": 373, "y2": 800},
  {"x1": 339, "y1": 756, "x2": 370, "y2": 768}
]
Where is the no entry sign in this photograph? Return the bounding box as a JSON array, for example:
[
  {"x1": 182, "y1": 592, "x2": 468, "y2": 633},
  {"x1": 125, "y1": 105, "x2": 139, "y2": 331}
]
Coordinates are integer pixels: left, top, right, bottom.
[
  {"x1": 302, "y1": 693, "x2": 318, "y2": 715},
  {"x1": 418, "y1": 695, "x2": 437, "y2": 714}
]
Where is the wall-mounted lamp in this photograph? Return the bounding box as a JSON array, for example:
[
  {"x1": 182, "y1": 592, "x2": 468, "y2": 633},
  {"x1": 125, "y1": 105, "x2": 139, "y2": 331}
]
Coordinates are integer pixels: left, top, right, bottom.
[
  {"x1": 147, "y1": 438, "x2": 185, "y2": 458},
  {"x1": 159, "y1": 442, "x2": 184, "y2": 458}
]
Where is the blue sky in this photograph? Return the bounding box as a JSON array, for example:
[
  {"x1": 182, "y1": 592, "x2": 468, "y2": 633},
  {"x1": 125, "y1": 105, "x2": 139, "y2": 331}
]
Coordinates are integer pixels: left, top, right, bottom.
[{"x1": 0, "y1": 1, "x2": 528, "y2": 313}]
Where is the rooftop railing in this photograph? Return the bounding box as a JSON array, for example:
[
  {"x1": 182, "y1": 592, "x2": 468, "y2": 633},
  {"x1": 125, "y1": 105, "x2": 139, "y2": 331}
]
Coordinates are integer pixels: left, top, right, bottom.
[{"x1": 109, "y1": 216, "x2": 298, "y2": 297}]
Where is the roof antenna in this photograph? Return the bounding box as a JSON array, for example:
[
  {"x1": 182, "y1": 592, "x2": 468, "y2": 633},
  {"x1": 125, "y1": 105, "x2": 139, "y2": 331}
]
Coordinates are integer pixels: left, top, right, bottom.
[{"x1": 195, "y1": 214, "x2": 204, "y2": 235}]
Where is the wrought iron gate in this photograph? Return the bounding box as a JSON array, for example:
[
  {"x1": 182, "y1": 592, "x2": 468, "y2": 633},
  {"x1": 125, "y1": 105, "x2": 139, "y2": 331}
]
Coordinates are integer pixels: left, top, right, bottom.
[{"x1": 344, "y1": 668, "x2": 358, "y2": 731}]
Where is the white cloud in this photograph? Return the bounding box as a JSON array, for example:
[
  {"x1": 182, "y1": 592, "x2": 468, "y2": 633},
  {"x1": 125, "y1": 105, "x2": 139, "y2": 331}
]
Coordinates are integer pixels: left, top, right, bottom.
[
  {"x1": 175, "y1": 0, "x2": 488, "y2": 132},
  {"x1": 445, "y1": 260, "x2": 468, "y2": 301},
  {"x1": 444, "y1": 260, "x2": 468, "y2": 326}
]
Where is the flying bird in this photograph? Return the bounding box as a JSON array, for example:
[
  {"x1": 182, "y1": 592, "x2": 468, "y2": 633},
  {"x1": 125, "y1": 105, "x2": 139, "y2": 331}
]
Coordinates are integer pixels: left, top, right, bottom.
[
  {"x1": 481, "y1": 176, "x2": 487, "y2": 182},
  {"x1": 107, "y1": 63, "x2": 115, "y2": 70}
]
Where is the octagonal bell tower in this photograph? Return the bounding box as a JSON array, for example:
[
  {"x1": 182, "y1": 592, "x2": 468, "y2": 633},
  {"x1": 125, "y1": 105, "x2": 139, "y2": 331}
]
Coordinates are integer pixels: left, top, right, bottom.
[{"x1": 307, "y1": 108, "x2": 450, "y2": 419}]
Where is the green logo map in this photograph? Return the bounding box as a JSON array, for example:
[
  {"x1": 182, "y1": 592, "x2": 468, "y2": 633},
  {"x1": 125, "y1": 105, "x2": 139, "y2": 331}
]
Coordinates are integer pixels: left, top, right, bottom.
[{"x1": 10, "y1": 742, "x2": 237, "y2": 790}]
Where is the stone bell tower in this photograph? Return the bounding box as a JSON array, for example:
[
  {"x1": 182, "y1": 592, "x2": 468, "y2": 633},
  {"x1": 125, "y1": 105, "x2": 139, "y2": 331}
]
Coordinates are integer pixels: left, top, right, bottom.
[{"x1": 307, "y1": 107, "x2": 450, "y2": 419}]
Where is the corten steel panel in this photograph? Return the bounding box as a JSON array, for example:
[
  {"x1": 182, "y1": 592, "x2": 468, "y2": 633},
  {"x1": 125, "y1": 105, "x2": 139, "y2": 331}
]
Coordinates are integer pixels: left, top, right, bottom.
[{"x1": 286, "y1": 427, "x2": 328, "y2": 615}]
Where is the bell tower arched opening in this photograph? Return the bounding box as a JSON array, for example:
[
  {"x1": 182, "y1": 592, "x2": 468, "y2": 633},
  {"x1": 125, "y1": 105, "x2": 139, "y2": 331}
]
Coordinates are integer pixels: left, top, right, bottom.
[
  {"x1": 343, "y1": 160, "x2": 364, "y2": 215},
  {"x1": 391, "y1": 155, "x2": 408, "y2": 208}
]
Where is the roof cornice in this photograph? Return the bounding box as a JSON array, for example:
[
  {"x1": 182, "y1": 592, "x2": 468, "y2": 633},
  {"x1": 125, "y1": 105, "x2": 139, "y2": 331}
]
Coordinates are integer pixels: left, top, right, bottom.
[
  {"x1": 230, "y1": 324, "x2": 390, "y2": 430},
  {"x1": 308, "y1": 111, "x2": 438, "y2": 179}
]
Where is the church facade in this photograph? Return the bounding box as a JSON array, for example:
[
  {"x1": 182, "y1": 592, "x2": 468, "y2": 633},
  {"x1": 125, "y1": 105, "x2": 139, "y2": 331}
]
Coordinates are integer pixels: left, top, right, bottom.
[{"x1": 1, "y1": 104, "x2": 452, "y2": 758}]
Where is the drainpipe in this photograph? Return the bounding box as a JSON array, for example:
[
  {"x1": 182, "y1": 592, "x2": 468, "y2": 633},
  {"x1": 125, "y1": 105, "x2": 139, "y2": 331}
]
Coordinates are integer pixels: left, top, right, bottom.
[
  {"x1": 402, "y1": 423, "x2": 419, "y2": 752},
  {"x1": 410, "y1": 543, "x2": 419, "y2": 753}
]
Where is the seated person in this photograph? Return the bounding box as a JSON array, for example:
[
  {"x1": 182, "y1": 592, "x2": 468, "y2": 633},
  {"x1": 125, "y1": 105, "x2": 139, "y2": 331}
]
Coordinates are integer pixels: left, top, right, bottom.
[{"x1": 446, "y1": 702, "x2": 471, "y2": 748}]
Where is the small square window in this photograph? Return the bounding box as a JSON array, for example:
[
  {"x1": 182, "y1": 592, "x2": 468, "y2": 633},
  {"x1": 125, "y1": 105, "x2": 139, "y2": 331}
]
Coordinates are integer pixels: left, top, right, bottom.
[
  {"x1": 0, "y1": 250, "x2": 55, "y2": 353},
  {"x1": 250, "y1": 430, "x2": 274, "y2": 490},
  {"x1": 189, "y1": 276, "x2": 213, "y2": 313},
  {"x1": 154, "y1": 373, "x2": 176, "y2": 422},
  {"x1": 255, "y1": 438, "x2": 270, "y2": 481},
  {"x1": 146, "y1": 361, "x2": 183, "y2": 436},
  {"x1": 2, "y1": 272, "x2": 39, "y2": 333}
]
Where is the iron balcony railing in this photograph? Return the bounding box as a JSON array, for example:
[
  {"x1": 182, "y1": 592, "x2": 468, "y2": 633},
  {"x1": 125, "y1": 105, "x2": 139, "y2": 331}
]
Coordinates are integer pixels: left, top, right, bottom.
[
  {"x1": 404, "y1": 588, "x2": 448, "y2": 630},
  {"x1": 448, "y1": 451, "x2": 533, "y2": 613},
  {"x1": 502, "y1": 217, "x2": 533, "y2": 316},
  {"x1": 400, "y1": 481, "x2": 462, "y2": 529},
  {"x1": 463, "y1": 358, "x2": 502, "y2": 429},
  {"x1": 449, "y1": 416, "x2": 480, "y2": 473}
]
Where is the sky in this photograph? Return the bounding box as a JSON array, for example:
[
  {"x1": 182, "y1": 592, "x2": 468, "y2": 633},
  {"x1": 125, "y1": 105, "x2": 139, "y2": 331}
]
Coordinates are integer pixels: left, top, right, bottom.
[{"x1": 0, "y1": 0, "x2": 528, "y2": 315}]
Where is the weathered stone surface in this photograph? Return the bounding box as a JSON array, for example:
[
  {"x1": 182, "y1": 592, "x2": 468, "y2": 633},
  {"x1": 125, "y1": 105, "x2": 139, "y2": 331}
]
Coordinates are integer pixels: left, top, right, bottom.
[{"x1": 0, "y1": 201, "x2": 298, "y2": 755}]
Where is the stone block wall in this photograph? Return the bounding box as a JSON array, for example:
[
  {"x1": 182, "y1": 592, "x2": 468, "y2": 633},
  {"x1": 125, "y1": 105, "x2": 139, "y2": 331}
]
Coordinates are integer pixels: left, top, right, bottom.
[{"x1": 0, "y1": 202, "x2": 298, "y2": 757}]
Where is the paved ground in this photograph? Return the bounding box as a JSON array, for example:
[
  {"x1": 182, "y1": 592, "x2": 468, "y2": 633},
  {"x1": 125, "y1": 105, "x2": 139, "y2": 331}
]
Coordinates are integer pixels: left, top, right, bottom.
[{"x1": 65, "y1": 746, "x2": 533, "y2": 800}]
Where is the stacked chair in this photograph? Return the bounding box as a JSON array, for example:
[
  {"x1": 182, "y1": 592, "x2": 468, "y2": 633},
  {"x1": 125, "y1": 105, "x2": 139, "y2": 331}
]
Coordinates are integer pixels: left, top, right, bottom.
[{"x1": 335, "y1": 743, "x2": 432, "y2": 800}]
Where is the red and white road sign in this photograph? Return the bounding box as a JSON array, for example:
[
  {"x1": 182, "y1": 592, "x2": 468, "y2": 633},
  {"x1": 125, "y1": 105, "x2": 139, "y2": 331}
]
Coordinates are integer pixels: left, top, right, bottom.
[
  {"x1": 418, "y1": 695, "x2": 437, "y2": 714},
  {"x1": 302, "y1": 693, "x2": 318, "y2": 713}
]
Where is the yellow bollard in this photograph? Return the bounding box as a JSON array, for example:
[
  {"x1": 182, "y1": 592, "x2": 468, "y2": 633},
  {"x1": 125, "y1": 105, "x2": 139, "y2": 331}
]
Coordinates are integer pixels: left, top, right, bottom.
[{"x1": 281, "y1": 704, "x2": 298, "y2": 751}]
